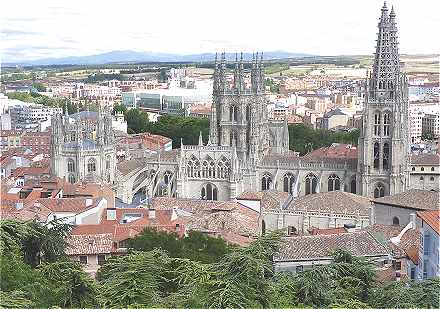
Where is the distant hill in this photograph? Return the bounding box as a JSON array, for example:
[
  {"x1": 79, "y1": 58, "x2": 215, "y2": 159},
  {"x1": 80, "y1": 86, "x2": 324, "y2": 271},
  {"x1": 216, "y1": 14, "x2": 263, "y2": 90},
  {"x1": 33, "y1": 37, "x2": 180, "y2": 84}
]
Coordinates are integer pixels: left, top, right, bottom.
[{"x1": 5, "y1": 50, "x2": 314, "y2": 66}]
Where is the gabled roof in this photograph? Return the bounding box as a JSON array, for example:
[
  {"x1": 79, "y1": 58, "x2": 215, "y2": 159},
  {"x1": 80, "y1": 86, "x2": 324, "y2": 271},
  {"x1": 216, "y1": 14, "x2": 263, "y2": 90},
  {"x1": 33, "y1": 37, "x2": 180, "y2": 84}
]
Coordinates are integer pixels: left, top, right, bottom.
[
  {"x1": 373, "y1": 189, "x2": 439, "y2": 211},
  {"x1": 282, "y1": 191, "x2": 371, "y2": 216},
  {"x1": 65, "y1": 233, "x2": 114, "y2": 255},
  {"x1": 411, "y1": 153, "x2": 440, "y2": 166},
  {"x1": 33, "y1": 197, "x2": 102, "y2": 213},
  {"x1": 417, "y1": 210, "x2": 440, "y2": 235},
  {"x1": 274, "y1": 231, "x2": 390, "y2": 262}
]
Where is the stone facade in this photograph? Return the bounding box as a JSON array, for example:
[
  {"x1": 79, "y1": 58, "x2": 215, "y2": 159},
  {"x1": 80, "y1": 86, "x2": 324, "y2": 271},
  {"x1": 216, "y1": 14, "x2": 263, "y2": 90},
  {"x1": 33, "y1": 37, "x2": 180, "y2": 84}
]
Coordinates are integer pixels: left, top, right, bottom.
[
  {"x1": 111, "y1": 4, "x2": 433, "y2": 206},
  {"x1": 51, "y1": 106, "x2": 117, "y2": 184}
]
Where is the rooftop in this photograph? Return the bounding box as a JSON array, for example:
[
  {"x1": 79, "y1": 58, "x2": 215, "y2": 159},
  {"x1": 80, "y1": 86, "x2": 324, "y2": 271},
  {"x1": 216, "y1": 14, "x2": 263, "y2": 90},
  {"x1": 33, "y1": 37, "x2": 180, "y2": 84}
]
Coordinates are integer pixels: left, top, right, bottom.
[
  {"x1": 417, "y1": 210, "x2": 440, "y2": 235},
  {"x1": 373, "y1": 189, "x2": 439, "y2": 211},
  {"x1": 274, "y1": 231, "x2": 390, "y2": 262}
]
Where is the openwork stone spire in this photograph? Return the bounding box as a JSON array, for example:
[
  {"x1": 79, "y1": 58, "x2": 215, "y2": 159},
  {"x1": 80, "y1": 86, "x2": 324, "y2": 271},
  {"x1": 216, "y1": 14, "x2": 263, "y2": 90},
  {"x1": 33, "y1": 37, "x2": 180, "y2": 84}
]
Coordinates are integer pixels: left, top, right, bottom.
[{"x1": 369, "y1": 1, "x2": 400, "y2": 101}]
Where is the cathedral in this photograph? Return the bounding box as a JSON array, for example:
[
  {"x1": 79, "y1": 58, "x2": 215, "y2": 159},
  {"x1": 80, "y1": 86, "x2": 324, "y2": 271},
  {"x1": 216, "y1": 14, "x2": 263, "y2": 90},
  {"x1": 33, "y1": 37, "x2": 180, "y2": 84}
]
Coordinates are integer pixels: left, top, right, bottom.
[
  {"x1": 51, "y1": 106, "x2": 117, "y2": 184},
  {"x1": 52, "y1": 3, "x2": 431, "y2": 205}
]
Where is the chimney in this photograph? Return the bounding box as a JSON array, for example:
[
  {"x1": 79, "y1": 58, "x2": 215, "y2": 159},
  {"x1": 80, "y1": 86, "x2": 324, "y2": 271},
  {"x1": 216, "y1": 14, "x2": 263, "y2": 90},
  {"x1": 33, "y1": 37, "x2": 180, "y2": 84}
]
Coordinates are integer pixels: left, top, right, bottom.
[
  {"x1": 16, "y1": 202, "x2": 23, "y2": 210},
  {"x1": 368, "y1": 207, "x2": 375, "y2": 225},
  {"x1": 171, "y1": 207, "x2": 178, "y2": 221},
  {"x1": 409, "y1": 213, "x2": 416, "y2": 230},
  {"x1": 85, "y1": 198, "x2": 93, "y2": 207},
  {"x1": 148, "y1": 208, "x2": 156, "y2": 219},
  {"x1": 106, "y1": 208, "x2": 116, "y2": 221}
]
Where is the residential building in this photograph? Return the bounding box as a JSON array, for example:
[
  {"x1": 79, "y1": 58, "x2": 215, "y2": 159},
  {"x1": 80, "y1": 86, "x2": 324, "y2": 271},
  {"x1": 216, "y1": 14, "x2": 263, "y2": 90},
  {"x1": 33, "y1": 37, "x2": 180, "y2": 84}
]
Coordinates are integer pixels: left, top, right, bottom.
[
  {"x1": 372, "y1": 189, "x2": 439, "y2": 227},
  {"x1": 417, "y1": 210, "x2": 440, "y2": 279}
]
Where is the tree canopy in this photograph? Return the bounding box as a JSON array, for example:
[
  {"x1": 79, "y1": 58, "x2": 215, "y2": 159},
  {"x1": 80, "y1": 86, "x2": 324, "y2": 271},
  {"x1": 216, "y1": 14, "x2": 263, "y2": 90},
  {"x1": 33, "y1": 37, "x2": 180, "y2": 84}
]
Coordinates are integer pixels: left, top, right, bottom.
[{"x1": 1, "y1": 219, "x2": 439, "y2": 308}]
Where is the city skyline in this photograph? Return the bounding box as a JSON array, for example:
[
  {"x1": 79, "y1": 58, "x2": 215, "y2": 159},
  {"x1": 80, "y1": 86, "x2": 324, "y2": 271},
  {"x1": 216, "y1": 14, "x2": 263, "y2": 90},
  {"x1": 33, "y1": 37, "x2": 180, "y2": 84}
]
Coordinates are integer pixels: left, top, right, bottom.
[{"x1": 1, "y1": 0, "x2": 439, "y2": 63}]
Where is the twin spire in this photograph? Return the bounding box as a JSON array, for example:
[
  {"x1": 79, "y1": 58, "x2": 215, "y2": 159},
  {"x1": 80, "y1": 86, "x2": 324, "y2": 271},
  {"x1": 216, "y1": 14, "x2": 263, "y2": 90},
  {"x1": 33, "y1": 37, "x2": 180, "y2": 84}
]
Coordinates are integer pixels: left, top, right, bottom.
[{"x1": 213, "y1": 52, "x2": 265, "y2": 94}]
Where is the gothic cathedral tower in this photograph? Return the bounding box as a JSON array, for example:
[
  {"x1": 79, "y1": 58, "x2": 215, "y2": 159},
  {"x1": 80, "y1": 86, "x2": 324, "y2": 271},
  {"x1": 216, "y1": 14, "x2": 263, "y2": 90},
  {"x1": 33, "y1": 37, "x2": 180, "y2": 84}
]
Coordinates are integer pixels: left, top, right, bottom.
[
  {"x1": 209, "y1": 52, "x2": 271, "y2": 165},
  {"x1": 358, "y1": 2, "x2": 410, "y2": 198}
]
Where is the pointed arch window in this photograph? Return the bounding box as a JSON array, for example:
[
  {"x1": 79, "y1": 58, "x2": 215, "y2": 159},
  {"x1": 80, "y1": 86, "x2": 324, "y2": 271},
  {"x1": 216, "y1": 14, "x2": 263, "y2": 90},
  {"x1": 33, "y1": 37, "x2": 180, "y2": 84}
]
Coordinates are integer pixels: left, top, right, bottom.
[
  {"x1": 383, "y1": 143, "x2": 390, "y2": 170},
  {"x1": 261, "y1": 173, "x2": 272, "y2": 191},
  {"x1": 305, "y1": 173, "x2": 318, "y2": 195},
  {"x1": 67, "y1": 159, "x2": 75, "y2": 173},
  {"x1": 328, "y1": 174, "x2": 340, "y2": 192},
  {"x1": 283, "y1": 173, "x2": 295, "y2": 194},
  {"x1": 373, "y1": 142, "x2": 380, "y2": 169},
  {"x1": 68, "y1": 173, "x2": 76, "y2": 184},
  {"x1": 383, "y1": 112, "x2": 391, "y2": 136},
  {"x1": 217, "y1": 157, "x2": 229, "y2": 179},
  {"x1": 201, "y1": 183, "x2": 218, "y2": 201},
  {"x1": 163, "y1": 171, "x2": 173, "y2": 185},
  {"x1": 374, "y1": 183, "x2": 385, "y2": 198},
  {"x1": 87, "y1": 158, "x2": 96, "y2": 173},
  {"x1": 230, "y1": 105, "x2": 238, "y2": 122},
  {"x1": 350, "y1": 176, "x2": 357, "y2": 194},
  {"x1": 202, "y1": 161, "x2": 209, "y2": 178},
  {"x1": 187, "y1": 156, "x2": 200, "y2": 178},
  {"x1": 374, "y1": 113, "x2": 381, "y2": 136},
  {"x1": 246, "y1": 105, "x2": 251, "y2": 122},
  {"x1": 106, "y1": 155, "x2": 111, "y2": 170}
]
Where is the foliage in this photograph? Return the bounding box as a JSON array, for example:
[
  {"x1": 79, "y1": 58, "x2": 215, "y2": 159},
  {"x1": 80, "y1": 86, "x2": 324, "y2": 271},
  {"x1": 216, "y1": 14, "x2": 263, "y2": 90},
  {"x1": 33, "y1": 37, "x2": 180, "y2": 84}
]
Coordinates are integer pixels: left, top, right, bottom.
[
  {"x1": 32, "y1": 82, "x2": 47, "y2": 92},
  {"x1": 421, "y1": 131, "x2": 434, "y2": 141},
  {"x1": 289, "y1": 124, "x2": 360, "y2": 155},
  {"x1": 34, "y1": 260, "x2": 97, "y2": 308},
  {"x1": 129, "y1": 228, "x2": 233, "y2": 263},
  {"x1": 265, "y1": 78, "x2": 280, "y2": 93},
  {"x1": 0, "y1": 290, "x2": 34, "y2": 309},
  {"x1": 7, "y1": 91, "x2": 103, "y2": 115},
  {"x1": 84, "y1": 73, "x2": 124, "y2": 83},
  {"x1": 96, "y1": 249, "x2": 171, "y2": 308}
]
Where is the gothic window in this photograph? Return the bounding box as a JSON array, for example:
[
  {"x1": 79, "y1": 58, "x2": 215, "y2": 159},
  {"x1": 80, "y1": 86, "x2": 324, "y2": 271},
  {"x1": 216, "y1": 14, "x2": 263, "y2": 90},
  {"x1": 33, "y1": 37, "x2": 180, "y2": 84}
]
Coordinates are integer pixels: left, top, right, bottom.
[
  {"x1": 230, "y1": 105, "x2": 238, "y2": 122},
  {"x1": 430, "y1": 176, "x2": 435, "y2": 182},
  {"x1": 261, "y1": 173, "x2": 272, "y2": 191},
  {"x1": 374, "y1": 183, "x2": 385, "y2": 198},
  {"x1": 68, "y1": 174, "x2": 76, "y2": 184},
  {"x1": 412, "y1": 167, "x2": 415, "y2": 171},
  {"x1": 374, "y1": 113, "x2": 381, "y2": 136},
  {"x1": 383, "y1": 112, "x2": 391, "y2": 136},
  {"x1": 208, "y1": 160, "x2": 215, "y2": 178},
  {"x1": 431, "y1": 167, "x2": 435, "y2": 171},
  {"x1": 350, "y1": 177, "x2": 357, "y2": 194},
  {"x1": 163, "y1": 171, "x2": 173, "y2": 185},
  {"x1": 383, "y1": 143, "x2": 390, "y2": 171},
  {"x1": 283, "y1": 173, "x2": 295, "y2": 194},
  {"x1": 202, "y1": 161, "x2": 208, "y2": 178},
  {"x1": 187, "y1": 156, "x2": 200, "y2": 178},
  {"x1": 373, "y1": 142, "x2": 380, "y2": 169},
  {"x1": 230, "y1": 131, "x2": 237, "y2": 147},
  {"x1": 392, "y1": 217, "x2": 400, "y2": 226},
  {"x1": 217, "y1": 156, "x2": 229, "y2": 179},
  {"x1": 106, "y1": 156, "x2": 111, "y2": 169},
  {"x1": 87, "y1": 158, "x2": 96, "y2": 173},
  {"x1": 420, "y1": 176, "x2": 424, "y2": 181},
  {"x1": 328, "y1": 174, "x2": 340, "y2": 192},
  {"x1": 305, "y1": 173, "x2": 318, "y2": 195},
  {"x1": 67, "y1": 159, "x2": 75, "y2": 173},
  {"x1": 201, "y1": 183, "x2": 218, "y2": 201},
  {"x1": 421, "y1": 167, "x2": 425, "y2": 171}
]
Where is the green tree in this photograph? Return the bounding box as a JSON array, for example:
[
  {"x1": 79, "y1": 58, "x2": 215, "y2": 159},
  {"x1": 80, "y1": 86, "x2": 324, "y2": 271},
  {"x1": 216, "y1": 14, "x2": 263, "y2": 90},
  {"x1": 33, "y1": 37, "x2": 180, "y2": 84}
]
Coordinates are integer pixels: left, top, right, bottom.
[
  {"x1": 32, "y1": 82, "x2": 47, "y2": 92},
  {"x1": 34, "y1": 260, "x2": 97, "y2": 308},
  {"x1": 97, "y1": 249, "x2": 171, "y2": 308}
]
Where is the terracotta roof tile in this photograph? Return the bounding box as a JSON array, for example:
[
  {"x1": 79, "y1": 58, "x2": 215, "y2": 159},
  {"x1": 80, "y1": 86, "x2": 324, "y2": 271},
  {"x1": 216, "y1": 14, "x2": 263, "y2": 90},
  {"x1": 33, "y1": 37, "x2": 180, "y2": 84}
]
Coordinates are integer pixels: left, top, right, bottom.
[
  {"x1": 282, "y1": 191, "x2": 371, "y2": 215},
  {"x1": 417, "y1": 210, "x2": 440, "y2": 235},
  {"x1": 65, "y1": 233, "x2": 113, "y2": 255},
  {"x1": 411, "y1": 153, "x2": 440, "y2": 165},
  {"x1": 274, "y1": 231, "x2": 390, "y2": 262},
  {"x1": 373, "y1": 189, "x2": 439, "y2": 211}
]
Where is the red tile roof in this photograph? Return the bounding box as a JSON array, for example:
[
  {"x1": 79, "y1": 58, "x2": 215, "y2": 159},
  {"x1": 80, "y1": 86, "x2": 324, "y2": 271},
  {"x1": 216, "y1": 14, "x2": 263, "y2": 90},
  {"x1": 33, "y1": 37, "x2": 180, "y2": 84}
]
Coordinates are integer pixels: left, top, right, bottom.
[{"x1": 417, "y1": 210, "x2": 440, "y2": 235}]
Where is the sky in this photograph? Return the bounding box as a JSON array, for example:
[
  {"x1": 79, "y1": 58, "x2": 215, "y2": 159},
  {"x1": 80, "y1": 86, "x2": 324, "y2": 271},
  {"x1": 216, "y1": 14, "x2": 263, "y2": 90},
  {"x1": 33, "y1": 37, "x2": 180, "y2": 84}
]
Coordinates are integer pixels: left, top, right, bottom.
[{"x1": 1, "y1": 0, "x2": 439, "y2": 62}]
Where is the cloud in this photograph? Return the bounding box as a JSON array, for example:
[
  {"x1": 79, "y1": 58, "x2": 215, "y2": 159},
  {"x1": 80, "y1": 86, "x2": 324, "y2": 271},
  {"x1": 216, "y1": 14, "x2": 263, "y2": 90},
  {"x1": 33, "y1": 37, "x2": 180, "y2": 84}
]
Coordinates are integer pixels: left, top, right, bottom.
[{"x1": 1, "y1": 28, "x2": 39, "y2": 36}]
